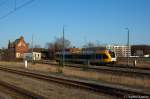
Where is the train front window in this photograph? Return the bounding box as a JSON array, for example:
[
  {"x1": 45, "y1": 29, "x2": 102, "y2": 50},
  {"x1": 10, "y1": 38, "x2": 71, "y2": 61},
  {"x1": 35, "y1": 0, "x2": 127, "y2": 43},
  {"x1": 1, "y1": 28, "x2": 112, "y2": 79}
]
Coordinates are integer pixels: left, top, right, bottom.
[{"x1": 109, "y1": 51, "x2": 115, "y2": 58}]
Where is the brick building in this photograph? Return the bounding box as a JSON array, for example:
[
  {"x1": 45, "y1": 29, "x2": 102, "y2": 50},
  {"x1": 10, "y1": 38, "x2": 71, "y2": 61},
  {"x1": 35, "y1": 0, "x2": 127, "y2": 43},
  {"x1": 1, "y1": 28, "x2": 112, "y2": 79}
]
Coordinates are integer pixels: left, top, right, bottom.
[{"x1": 8, "y1": 36, "x2": 29, "y2": 59}]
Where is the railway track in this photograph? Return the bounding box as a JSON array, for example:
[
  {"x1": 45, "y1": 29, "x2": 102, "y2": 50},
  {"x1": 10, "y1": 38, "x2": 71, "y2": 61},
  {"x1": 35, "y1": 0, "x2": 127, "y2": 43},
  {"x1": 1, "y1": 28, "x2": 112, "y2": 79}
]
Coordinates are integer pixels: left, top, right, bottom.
[
  {"x1": 35, "y1": 60, "x2": 150, "y2": 77},
  {"x1": 0, "y1": 66, "x2": 149, "y2": 98},
  {"x1": 0, "y1": 79, "x2": 46, "y2": 99}
]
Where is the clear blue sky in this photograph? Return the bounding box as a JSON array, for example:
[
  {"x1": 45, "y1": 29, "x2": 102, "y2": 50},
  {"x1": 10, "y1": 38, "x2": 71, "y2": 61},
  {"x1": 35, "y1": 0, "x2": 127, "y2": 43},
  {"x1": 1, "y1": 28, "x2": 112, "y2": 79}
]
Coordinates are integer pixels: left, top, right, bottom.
[{"x1": 0, "y1": 0, "x2": 150, "y2": 48}]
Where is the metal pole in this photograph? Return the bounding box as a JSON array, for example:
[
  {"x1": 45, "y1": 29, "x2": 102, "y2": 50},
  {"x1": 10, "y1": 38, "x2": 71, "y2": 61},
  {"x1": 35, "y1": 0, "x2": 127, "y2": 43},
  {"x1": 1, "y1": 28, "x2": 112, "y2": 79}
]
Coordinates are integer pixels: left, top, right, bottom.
[
  {"x1": 62, "y1": 26, "x2": 65, "y2": 67},
  {"x1": 128, "y1": 29, "x2": 130, "y2": 66},
  {"x1": 32, "y1": 34, "x2": 34, "y2": 63},
  {"x1": 14, "y1": 0, "x2": 16, "y2": 11},
  {"x1": 125, "y1": 28, "x2": 130, "y2": 66}
]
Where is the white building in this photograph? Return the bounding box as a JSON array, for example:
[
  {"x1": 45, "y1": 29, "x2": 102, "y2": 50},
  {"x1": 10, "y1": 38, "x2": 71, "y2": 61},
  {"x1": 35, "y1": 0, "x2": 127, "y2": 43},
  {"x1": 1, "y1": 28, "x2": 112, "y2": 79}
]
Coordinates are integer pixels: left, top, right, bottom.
[
  {"x1": 24, "y1": 52, "x2": 41, "y2": 61},
  {"x1": 106, "y1": 45, "x2": 131, "y2": 57}
]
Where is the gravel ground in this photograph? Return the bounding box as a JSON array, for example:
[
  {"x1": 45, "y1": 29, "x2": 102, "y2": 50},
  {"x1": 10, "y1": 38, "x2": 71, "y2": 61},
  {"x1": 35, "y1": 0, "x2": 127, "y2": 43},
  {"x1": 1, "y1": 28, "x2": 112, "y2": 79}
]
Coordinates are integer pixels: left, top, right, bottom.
[
  {"x1": 0, "y1": 61, "x2": 149, "y2": 98},
  {"x1": 0, "y1": 91, "x2": 12, "y2": 99},
  {"x1": 3, "y1": 61, "x2": 149, "y2": 89},
  {"x1": 0, "y1": 70, "x2": 118, "y2": 99},
  {"x1": 0, "y1": 85, "x2": 29, "y2": 99},
  {"x1": 117, "y1": 61, "x2": 150, "y2": 68}
]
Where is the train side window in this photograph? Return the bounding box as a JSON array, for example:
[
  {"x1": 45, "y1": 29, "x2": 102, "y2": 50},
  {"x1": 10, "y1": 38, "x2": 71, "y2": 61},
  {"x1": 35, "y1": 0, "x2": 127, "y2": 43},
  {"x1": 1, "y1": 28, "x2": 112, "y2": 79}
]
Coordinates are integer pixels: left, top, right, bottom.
[
  {"x1": 96, "y1": 54, "x2": 102, "y2": 59},
  {"x1": 83, "y1": 54, "x2": 90, "y2": 59},
  {"x1": 88, "y1": 55, "x2": 92, "y2": 59},
  {"x1": 65, "y1": 55, "x2": 68, "y2": 59}
]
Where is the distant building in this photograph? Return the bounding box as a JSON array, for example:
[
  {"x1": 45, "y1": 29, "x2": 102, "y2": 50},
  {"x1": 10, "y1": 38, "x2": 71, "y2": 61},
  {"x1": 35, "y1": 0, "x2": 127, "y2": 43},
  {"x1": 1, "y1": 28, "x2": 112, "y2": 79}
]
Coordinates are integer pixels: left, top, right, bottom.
[
  {"x1": 24, "y1": 52, "x2": 41, "y2": 61},
  {"x1": 8, "y1": 36, "x2": 29, "y2": 59},
  {"x1": 131, "y1": 45, "x2": 150, "y2": 57},
  {"x1": 106, "y1": 45, "x2": 131, "y2": 57},
  {"x1": 28, "y1": 48, "x2": 49, "y2": 60},
  {"x1": 66, "y1": 48, "x2": 81, "y2": 53},
  {"x1": 0, "y1": 49, "x2": 2, "y2": 60},
  {"x1": 86, "y1": 45, "x2": 150, "y2": 57}
]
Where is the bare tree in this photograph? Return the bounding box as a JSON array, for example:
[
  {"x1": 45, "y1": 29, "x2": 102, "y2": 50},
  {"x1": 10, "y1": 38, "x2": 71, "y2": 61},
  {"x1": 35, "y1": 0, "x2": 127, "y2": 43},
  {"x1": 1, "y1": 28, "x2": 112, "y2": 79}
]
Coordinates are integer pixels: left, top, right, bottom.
[
  {"x1": 45, "y1": 37, "x2": 71, "y2": 59},
  {"x1": 83, "y1": 42, "x2": 96, "y2": 48},
  {"x1": 46, "y1": 37, "x2": 71, "y2": 50},
  {"x1": 34, "y1": 44, "x2": 41, "y2": 48},
  {"x1": 54, "y1": 37, "x2": 71, "y2": 50}
]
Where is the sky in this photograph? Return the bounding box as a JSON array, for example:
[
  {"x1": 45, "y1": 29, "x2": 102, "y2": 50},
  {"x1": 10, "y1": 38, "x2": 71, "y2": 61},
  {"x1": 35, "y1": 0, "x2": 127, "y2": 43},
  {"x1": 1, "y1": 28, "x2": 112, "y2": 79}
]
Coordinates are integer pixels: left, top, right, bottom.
[{"x1": 0, "y1": 0, "x2": 150, "y2": 48}]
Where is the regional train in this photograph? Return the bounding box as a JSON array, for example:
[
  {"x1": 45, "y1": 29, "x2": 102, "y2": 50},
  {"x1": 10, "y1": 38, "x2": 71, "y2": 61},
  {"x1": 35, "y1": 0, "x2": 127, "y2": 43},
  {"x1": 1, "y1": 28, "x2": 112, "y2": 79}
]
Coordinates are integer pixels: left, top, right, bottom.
[{"x1": 55, "y1": 49, "x2": 117, "y2": 65}]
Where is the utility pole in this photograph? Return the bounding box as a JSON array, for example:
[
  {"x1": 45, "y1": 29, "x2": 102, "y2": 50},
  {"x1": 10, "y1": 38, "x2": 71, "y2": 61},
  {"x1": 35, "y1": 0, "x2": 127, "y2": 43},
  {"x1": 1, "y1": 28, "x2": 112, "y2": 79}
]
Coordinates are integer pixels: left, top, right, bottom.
[
  {"x1": 62, "y1": 26, "x2": 65, "y2": 67},
  {"x1": 31, "y1": 34, "x2": 34, "y2": 62},
  {"x1": 125, "y1": 28, "x2": 130, "y2": 66},
  {"x1": 14, "y1": 0, "x2": 16, "y2": 11}
]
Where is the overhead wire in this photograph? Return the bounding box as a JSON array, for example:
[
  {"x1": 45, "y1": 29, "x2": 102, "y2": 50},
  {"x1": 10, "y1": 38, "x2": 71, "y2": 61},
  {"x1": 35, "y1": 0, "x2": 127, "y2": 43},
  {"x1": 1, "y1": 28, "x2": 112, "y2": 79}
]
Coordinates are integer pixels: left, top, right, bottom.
[
  {"x1": 0, "y1": 0, "x2": 34, "y2": 20},
  {"x1": 15, "y1": 0, "x2": 34, "y2": 11}
]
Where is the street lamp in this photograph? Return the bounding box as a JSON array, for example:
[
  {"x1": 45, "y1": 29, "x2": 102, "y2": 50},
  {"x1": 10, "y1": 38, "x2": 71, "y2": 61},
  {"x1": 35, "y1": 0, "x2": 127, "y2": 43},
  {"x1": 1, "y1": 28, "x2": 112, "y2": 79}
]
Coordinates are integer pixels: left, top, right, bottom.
[
  {"x1": 125, "y1": 28, "x2": 130, "y2": 66},
  {"x1": 62, "y1": 25, "x2": 65, "y2": 67},
  {"x1": 32, "y1": 34, "x2": 34, "y2": 63}
]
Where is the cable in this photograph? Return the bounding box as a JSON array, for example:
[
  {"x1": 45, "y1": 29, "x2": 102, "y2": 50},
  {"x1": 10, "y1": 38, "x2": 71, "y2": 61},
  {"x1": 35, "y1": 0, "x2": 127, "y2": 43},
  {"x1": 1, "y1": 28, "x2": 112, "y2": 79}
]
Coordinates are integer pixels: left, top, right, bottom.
[
  {"x1": 0, "y1": 10, "x2": 14, "y2": 20},
  {"x1": 15, "y1": 0, "x2": 34, "y2": 10},
  {"x1": 0, "y1": 0, "x2": 34, "y2": 20}
]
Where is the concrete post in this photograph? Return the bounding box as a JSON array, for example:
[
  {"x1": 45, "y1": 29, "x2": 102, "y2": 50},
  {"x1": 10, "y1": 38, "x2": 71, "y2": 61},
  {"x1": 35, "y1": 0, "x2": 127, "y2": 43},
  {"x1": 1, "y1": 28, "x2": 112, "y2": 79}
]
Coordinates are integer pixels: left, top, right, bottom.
[
  {"x1": 87, "y1": 60, "x2": 90, "y2": 66},
  {"x1": 134, "y1": 59, "x2": 136, "y2": 67},
  {"x1": 24, "y1": 60, "x2": 28, "y2": 68}
]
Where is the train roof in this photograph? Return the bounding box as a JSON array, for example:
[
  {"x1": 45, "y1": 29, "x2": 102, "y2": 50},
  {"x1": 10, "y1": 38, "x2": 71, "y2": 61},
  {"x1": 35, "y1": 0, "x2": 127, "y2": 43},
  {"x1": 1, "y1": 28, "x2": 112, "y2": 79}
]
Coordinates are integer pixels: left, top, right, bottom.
[
  {"x1": 55, "y1": 49, "x2": 110, "y2": 55},
  {"x1": 82, "y1": 47, "x2": 106, "y2": 51},
  {"x1": 56, "y1": 51, "x2": 94, "y2": 54}
]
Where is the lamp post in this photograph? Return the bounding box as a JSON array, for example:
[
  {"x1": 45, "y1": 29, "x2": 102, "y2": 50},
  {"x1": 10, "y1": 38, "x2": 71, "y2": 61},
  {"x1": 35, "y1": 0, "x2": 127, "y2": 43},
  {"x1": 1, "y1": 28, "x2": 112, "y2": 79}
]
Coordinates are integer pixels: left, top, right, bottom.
[
  {"x1": 62, "y1": 26, "x2": 65, "y2": 67},
  {"x1": 32, "y1": 34, "x2": 34, "y2": 63},
  {"x1": 125, "y1": 28, "x2": 130, "y2": 66}
]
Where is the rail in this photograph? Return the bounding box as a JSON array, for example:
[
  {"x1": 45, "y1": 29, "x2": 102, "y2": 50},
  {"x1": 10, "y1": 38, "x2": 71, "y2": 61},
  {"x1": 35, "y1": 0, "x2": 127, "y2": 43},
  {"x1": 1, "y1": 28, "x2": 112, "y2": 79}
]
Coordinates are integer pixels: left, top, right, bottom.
[
  {"x1": 0, "y1": 79, "x2": 46, "y2": 99},
  {"x1": 0, "y1": 66, "x2": 149, "y2": 98},
  {"x1": 34, "y1": 60, "x2": 150, "y2": 77}
]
